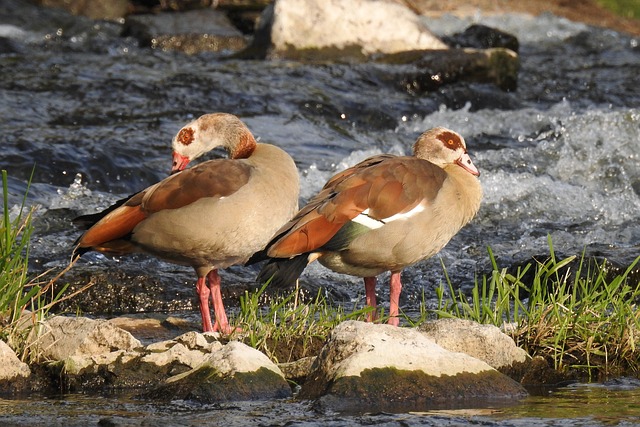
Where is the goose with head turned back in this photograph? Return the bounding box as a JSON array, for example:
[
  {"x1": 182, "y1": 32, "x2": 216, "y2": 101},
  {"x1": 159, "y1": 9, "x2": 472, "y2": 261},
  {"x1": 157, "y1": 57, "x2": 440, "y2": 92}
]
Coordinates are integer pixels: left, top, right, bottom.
[
  {"x1": 73, "y1": 113, "x2": 300, "y2": 334},
  {"x1": 249, "y1": 127, "x2": 482, "y2": 326}
]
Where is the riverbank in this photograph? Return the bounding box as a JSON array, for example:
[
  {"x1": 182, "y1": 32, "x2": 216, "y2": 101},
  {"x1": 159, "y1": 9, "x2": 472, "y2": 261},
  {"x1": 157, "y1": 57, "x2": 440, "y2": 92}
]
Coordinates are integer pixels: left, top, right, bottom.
[{"x1": 406, "y1": 0, "x2": 640, "y2": 36}]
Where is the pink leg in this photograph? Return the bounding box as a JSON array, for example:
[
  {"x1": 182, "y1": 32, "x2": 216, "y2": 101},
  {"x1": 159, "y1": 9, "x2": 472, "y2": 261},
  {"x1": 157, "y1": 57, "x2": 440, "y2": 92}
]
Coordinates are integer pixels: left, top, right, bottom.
[
  {"x1": 364, "y1": 276, "x2": 378, "y2": 322},
  {"x1": 196, "y1": 276, "x2": 214, "y2": 332},
  {"x1": 388, "y1": 271, "x2": 402, "y2": 326},
  {"x1": 207, "y1": 270, "x2": 232, "y2": 334}
]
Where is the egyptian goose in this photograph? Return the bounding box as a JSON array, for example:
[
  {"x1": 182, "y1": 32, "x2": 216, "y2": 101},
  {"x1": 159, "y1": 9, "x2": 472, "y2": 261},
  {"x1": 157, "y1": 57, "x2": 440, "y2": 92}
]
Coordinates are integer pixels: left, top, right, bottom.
[
  {"x1": 250, "y1": 127, "x2": 482, "y2": 326},
  {"x1": 73, "y1": 113, "x2": 300, "y2": 334}
]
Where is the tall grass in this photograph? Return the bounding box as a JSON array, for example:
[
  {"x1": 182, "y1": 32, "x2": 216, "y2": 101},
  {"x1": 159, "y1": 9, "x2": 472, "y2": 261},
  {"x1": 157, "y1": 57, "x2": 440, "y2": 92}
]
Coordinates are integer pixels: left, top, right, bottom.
[
  {"x1": 0, "y1": 170, "x2": 88, "y2": 362},
  {"x1": 1, "y1": 170, "x2": 39, "y2": 323},
  {"x1": 432, "y1": 236, "x2": 640, "y2": 379}
]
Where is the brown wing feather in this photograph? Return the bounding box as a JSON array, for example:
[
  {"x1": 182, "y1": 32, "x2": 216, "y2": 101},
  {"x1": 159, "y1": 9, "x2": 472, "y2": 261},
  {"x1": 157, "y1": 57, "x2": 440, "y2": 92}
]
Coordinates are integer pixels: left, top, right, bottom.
[
  {"x1": 267, "y1": 155, "x2": 447, "y2": 257},
  {"x1": 76, "y1": 158, "x2": 252, "y2": 253},
  {"x1": 76, "y1": 205, "x2": 147, "y2": 250},
  {"x1": 140, "y1": 159, "x2": 252, "y2": 213}
]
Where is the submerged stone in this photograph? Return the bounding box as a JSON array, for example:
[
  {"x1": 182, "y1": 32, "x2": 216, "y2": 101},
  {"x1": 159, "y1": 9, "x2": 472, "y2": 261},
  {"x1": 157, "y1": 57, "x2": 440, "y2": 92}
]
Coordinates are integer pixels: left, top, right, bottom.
[
  {"x1": 123, "y1": 9, "x2": 248, "y2": 54},
  {"x1": 377, "y1": 47, "x2": 520, "y2": 92}
]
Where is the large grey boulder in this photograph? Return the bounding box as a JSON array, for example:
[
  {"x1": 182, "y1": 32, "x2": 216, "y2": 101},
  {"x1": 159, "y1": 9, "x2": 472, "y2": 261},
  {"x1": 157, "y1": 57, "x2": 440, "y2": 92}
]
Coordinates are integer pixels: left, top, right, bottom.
[
  {"x1": 299, "y1": 321, "x2": 527, "y2": 412},
  {"x1": 245, "y1": 0, "x2": 447, "y2": 60}
]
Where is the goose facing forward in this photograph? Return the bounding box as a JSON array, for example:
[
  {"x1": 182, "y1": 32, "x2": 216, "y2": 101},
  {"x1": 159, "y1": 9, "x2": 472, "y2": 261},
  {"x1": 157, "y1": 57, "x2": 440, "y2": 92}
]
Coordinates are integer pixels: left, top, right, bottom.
[{"x1": 251, "y1": 127, "x2": 482, "y2": 326}]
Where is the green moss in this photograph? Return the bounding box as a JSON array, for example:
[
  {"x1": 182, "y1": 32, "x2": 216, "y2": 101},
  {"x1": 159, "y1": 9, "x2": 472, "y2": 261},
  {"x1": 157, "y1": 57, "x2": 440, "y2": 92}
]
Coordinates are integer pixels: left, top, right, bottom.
[
  {"x1": 303, "y1": 367, "x2": 526, "y2": 413},
  {"x1": 143, "y1": 364, "x2": 291, "y2": 403}
]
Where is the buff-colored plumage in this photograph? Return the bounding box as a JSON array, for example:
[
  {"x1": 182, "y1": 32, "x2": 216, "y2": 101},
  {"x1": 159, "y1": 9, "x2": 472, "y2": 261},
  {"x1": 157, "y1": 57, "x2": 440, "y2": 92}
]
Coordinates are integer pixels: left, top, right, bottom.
[
  {"x1": 75, "y1": 113, "x2": 299, "y2": 334},
  {"x1": 252, "y1": 127, "x2": 481, "y2": 326}
]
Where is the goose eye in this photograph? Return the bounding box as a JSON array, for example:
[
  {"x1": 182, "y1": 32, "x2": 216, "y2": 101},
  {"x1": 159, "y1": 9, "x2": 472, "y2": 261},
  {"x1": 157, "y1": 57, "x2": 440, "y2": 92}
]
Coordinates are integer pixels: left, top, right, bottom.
[{"x1": 447, "y1": 139, "x2": 454, "y2": 145}]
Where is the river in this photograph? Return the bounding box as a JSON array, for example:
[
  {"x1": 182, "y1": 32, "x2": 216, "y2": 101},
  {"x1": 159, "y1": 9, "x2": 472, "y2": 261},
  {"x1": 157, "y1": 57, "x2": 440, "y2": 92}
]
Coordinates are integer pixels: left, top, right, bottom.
[{"x1": 1, "y1": 0, "x2": 639, "y2": 424}]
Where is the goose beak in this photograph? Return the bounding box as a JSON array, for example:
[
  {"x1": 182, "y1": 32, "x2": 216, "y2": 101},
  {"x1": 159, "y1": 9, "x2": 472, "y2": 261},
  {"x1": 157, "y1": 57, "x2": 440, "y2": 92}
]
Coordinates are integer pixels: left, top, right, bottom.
[
  {"x1": 456, "y1": 152, "x2": 480, "y2": 176},
  {"x1": 171, "y1": 152, "x2": 191, "y2": 174}
]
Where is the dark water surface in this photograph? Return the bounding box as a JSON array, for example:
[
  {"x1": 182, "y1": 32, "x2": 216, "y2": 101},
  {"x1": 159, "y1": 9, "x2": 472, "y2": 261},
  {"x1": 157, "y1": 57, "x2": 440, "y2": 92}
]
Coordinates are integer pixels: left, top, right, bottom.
[
  {"x1": 1, "y1": 379, "x2": 639, "y2": 426},
  {"x1": 1, "y1": 0, "x2": 640, "y2": 424}
]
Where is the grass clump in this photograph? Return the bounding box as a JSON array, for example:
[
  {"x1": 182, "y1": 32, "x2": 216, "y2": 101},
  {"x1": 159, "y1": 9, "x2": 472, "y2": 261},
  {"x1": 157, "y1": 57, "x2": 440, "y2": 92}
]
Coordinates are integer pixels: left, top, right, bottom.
[
  {"x1": 234, "y1": 282, "x2": 369, "y2": 363},
  {"x1": 432, "y1": 236, "x2": 640, "y2": 380},
  {"x1": 0, "y1": 169, "x2": 81, "y2": 362}
]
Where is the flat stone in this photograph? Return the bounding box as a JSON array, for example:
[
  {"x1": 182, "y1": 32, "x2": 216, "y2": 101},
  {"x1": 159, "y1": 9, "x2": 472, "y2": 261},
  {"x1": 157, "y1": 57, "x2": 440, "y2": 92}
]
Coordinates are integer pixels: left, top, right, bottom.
[
  {"x1": 123, "y1": 9, "x2": 248, "y2": 54},
  {"x1": 377, "y1": 47, "x2": 520, "y2": 91},
  {"x1": 40, "y1": 0, "x2": 129, "y2": 20},
  {"x1": 36, "y1": 316, "x2": 142, "y2": 361}
]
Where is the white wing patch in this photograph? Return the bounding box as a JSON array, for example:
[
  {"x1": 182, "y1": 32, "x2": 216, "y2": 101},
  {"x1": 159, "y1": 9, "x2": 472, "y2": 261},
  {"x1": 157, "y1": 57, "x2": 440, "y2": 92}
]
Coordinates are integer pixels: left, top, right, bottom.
[
  {"x1": 352, "y1": 210, "x2": 385, "y2": 229},
  {"x1": 352, "y1": 204, "x2": 426, "y2": 230}
]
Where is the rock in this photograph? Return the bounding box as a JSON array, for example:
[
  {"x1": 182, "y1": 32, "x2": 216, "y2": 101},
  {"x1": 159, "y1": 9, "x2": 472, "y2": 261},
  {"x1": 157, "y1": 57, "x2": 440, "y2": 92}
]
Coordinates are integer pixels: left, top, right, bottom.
[
  {"x1": 123, "y1": 8, "x2": 248, "y2": 54},
  {"x1": 144, "y1": 341, "x2": 292, "y2": 402},
  {"x1": 242, "y1": 0, "x2": 448, "y2": 60},
  {"x1": 107, "y1": 313, "x2": 196, "y2": 345},
  {"x1": 419, "y1": 318, "x2": 529, "y2": 370},
  {"x1": 0, "y1": 340, "x2": 31, "y2": 393},
  {"x1": 35, "y1": 316, "x2": 142, "y2": 361},
  {"x1": 504, "y1": 355, "x2": 578, "y2": 387},
  {"x1": 299, "y1": 321, "x2": 527, "y2": 412},
  {"x1": 442, "y1": 24, "x2": 519, "y2": 52},
  {"x1": 278, "y1": 356, "x2": 316, "y2": 384},
  {"x1": 377, "y1": 47, "x2": 519, "y2": 92},
  {"x1": 38, "y1": 0, "x2": 130, "y2": 21},
  {"x1": 50, "y1": 330, "x2": 220, "y2": 391},
  {"x1": 41, "y1": 325, "x2": 290, "y2": 401},
  {"x1": 141, "y1": 331, "x2": 224, "y2": 370}
]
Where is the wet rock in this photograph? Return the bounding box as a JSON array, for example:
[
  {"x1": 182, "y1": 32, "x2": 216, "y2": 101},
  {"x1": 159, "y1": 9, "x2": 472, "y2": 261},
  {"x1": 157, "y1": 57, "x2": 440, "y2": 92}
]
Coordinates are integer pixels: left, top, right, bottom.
[
  {"x1": 241, "y1": 0, "x2": 447, "y2": 60},
  {"x1": 442, "y1": 24, "x2": 519, "y2": 52},
  {"x1": 377, "y1": 47, "x2": 519, "y2": 92},
  {"x1": 144, "y1": 341, "x2": 291, "y2": 402},
  {"x1": 0, "y1": 340, "x2": 31, "y2": 393},
  {"x1": 38, "y1": 0, "x2": 130, "y2": 21},
  {"x1": 419, "y1": 318, "x2": 529, "y2": 370},
  {"x1": 40, "y1": 323, "x2": 291, "y2": 401},
  {"x1": 141, "y1": 331, "x2": 223, "y2": 369},
  {"x1": 299, "y1": 321, "x2": 527, "y2": 413},
  {"x1": 278, "y1": 356, "x2": 316, "y2": 384},
  {"x1": 504, "y1": 356, "x2": 578, "y2": 387},
  {"x1": 36, "y1": 316, "x2": 143, "y2": 361},
  {"x1": 50, "y1": 329, "x2": 220, "y2": 391},
  {"x1": 123, "y1": 8, "x2": 249, "y2": 54}
]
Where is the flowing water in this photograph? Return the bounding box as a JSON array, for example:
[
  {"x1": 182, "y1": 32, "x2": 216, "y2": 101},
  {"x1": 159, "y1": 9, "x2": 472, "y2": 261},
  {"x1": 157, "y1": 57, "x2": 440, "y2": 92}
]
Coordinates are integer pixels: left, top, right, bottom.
[{"x1": 1, "y1": 0, "x2": 640, "y2": 424}]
